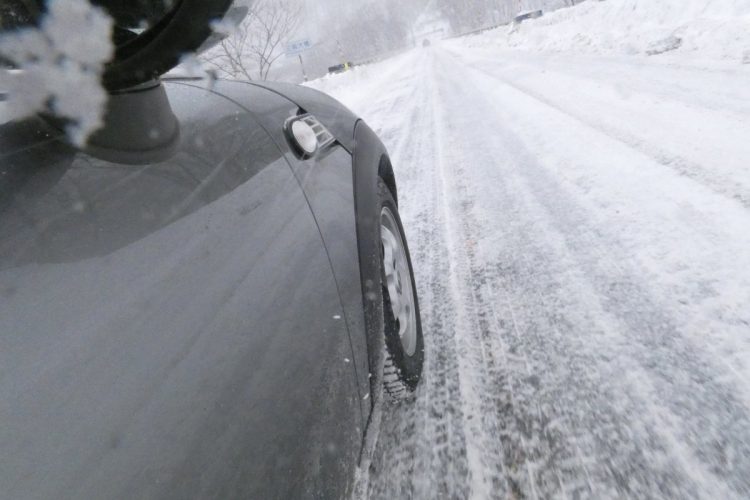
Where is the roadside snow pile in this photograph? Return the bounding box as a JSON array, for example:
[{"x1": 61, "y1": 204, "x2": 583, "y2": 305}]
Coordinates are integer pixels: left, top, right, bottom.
[
  {"x1": 304, "y1": 52, "x2": 415, "y2": 114},
  {"x1": 465, "y1": 0, "x2": 750, "y2": 63}
]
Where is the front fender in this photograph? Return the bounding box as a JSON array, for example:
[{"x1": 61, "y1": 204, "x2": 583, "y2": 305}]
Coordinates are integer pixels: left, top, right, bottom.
[
  {"x1": 352, "y1": 120, "x2": 392, "y2": 401},
  {"x1": 351, "y1": 120, "x2": 409, "y2": 473}
]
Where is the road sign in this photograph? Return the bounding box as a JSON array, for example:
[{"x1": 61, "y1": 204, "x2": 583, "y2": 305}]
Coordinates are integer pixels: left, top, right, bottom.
[{"x1": 286, "y1": 39, "x2": 313, "y2": 57}]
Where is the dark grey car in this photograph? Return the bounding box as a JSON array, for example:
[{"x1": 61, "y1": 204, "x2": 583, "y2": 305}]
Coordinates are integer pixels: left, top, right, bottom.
[{"x1": 0, "y1": 1, "x2": 423, "y2": 498}]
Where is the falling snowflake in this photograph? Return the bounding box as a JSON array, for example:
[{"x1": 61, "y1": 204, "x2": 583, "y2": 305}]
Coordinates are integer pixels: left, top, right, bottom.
[{"x1": 0, "y1": 0, "x2": 113, "y2": 146}]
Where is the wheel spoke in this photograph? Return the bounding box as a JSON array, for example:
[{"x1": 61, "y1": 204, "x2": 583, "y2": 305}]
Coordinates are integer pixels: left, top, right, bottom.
[{"x1": 381, "y1": 207, "x2": 418, "y2": 356}]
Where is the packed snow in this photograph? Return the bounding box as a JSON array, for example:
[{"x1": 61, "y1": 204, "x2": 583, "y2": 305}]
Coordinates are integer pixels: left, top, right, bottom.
[{"x1": 309, "y1": 1, "x2": 750, "y2": 498}]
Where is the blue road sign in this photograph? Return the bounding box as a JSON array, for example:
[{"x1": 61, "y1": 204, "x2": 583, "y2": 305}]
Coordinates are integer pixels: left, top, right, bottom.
[{"x1": 286, "y1": 39, "x2": 313, "y2": 56}]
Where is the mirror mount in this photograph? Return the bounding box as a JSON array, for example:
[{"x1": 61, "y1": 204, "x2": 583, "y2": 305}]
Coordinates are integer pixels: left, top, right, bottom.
[{"x1": 85, "y1": 79, "x2": 180, "y2": 165}]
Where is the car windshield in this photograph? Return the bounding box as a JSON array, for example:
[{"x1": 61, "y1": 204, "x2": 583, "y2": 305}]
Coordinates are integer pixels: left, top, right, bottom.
[{"x1": 2, "y1": 1, "x2": 750, "y2": 499}]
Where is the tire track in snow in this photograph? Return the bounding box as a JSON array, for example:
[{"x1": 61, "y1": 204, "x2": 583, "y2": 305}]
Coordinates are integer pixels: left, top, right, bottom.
[
  {"x1": 369, "y1": 52, "x2": 524, "y2": 499},
  {"x1": 426, "y1": 53, "x2": 515, "y2": 499},
  {"x1": 427, "y1": 49, "x2": 750, "y2": 498},
  {"x1": 445, "y1": 50, "x2": 750, "y2": 209},
  {"x1": 367, "y1": 52, "x2": 475, "y2": 499},
  {"x1": 424, "y1": 53, "x2": 696, "y2": 499}
]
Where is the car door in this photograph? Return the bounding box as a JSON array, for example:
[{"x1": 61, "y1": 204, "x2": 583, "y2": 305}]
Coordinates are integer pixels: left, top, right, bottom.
[{"x1": 0, "y1": 82, "x2": 362, "y2": 499}]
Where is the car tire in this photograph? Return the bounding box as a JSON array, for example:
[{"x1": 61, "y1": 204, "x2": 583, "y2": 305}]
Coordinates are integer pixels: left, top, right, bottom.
[{"x1": 377, "y1": 178, "x2": 424, "y2": 400}]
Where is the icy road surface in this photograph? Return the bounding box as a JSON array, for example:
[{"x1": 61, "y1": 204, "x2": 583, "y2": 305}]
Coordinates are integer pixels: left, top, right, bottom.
[{"x1": 313, "y1": 45, "x2": 750, "y2": 499}]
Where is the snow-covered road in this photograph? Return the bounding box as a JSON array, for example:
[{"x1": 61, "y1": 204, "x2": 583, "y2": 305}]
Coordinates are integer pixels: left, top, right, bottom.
[{"x1": 312, "y1": 44, "x2": 750, "y2": 499}]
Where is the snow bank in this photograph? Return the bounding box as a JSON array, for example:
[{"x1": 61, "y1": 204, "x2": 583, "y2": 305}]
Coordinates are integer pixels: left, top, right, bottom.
[
  {"x1": 463, "y1": 0, "x2": 750, "y2": 63},
  {"x1": 304, "y1": 51, "x2": 416, "y2": 113}
]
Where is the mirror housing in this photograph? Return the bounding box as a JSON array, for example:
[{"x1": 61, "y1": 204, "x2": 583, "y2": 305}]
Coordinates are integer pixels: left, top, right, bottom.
[{"x1": 85, "y1": 80, "x2": 179, "y2": 165}]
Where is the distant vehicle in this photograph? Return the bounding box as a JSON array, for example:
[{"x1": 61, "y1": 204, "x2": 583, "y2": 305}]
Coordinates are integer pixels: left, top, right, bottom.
[
  {"x1": 0, "y1": 1, "x2": 424, "y2": 499},
  {"x1": 423, "y1": 39, "x2": 432, "y2": 47},
  {"x1": 513, "y1": 10, "x2": 543, "y2": 24},
  {"x1": 328, "y1": 61, "x2": 354, "y2": 74}
]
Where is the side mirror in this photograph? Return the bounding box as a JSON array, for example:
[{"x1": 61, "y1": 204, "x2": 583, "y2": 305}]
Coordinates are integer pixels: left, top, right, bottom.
[{"x1": 101, "y1": 0, "x2": 235, "y2": 91}]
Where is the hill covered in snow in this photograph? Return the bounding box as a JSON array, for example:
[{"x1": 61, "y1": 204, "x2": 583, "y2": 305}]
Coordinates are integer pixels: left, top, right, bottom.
[{"x1": 463, "y1": 0, "x2": 750, "y2": 64}]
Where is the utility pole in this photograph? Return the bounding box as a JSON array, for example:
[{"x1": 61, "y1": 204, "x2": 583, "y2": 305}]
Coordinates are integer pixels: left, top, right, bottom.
[
  {"x1": 336, "y1": 39, "x2": 345, "y2": 63},
  {"x1": 298, "y1": 54, "x2": 308, "y2": 82}
]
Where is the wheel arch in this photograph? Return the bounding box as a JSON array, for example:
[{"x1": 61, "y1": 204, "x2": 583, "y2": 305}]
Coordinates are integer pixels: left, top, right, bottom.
[
  {"x1": 378, "y1": 155, "x2": 397, "y2": 206},
  {"x1": 352, "y1": 119, "x2": 395, "y2": 409}
]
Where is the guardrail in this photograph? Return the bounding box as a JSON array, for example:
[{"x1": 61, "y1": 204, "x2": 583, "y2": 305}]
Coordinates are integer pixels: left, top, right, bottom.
[{"x1": 451, "y1": 22, "x2": 511, "y2": 39}]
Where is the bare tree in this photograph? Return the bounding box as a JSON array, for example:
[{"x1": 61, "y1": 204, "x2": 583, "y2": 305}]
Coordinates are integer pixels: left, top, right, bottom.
[{"x1": 203, "y1": 0, "x2": 301, "y2": 81}]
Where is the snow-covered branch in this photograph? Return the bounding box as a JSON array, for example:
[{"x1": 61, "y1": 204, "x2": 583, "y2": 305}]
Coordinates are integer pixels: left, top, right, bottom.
[{"x1": 202, "y1": 0, "x2": 301, "y2": 82}]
